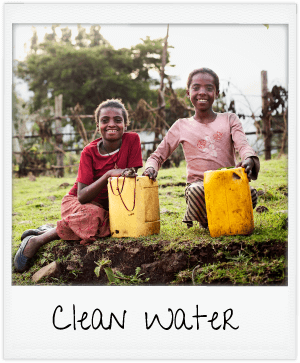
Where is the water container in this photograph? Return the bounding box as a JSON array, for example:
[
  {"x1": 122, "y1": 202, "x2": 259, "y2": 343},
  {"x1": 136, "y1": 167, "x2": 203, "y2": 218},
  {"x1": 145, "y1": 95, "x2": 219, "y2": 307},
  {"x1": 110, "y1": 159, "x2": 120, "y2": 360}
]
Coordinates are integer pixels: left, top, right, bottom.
[
  {"x1": 203, "y1": 167, "x2": 254, "y2": 237},
  {"x1": 108, "y1": 175, "x2": 160, "y2": 238}
]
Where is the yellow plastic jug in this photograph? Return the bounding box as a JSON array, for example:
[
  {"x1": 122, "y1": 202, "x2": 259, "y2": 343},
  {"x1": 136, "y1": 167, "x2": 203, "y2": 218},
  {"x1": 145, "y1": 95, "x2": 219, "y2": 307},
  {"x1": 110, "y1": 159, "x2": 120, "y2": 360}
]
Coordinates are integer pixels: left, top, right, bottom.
[
  {"x1": 108, "y1": 175, "x2": 160, "y2": 238},
  {"x1": 203, "y1": 167, "x2": 254, "y2": 237}
]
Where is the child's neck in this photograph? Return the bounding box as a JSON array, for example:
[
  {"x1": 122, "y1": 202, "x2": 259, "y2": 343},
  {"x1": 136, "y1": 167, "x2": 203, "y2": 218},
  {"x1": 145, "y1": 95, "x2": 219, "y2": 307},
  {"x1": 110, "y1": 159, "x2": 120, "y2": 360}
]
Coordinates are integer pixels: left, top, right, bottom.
[
  {"x1": 193, "y1": 109, "x2": 217, "y2": 124},
  {"x1": 101, "y1": 139, "x2": 122, "y2": 154}
]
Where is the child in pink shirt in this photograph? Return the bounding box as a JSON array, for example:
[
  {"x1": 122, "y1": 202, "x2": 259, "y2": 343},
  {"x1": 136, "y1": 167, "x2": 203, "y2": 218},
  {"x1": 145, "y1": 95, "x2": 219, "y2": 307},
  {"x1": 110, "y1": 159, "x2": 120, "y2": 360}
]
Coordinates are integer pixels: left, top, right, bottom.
[
  {"x1": 14, "y1": 99, "x2": 143, "y2": 272},
  {"x1": 143, "y1": 68, "x2": 259, "y2": 228}
]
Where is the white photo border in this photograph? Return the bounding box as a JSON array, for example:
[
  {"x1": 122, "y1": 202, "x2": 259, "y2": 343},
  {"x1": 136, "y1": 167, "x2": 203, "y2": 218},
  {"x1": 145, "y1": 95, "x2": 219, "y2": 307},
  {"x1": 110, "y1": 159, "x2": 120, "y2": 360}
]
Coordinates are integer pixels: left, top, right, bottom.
[{"x1": 4, "y1": 3, "x2": 296, "y2": 359}]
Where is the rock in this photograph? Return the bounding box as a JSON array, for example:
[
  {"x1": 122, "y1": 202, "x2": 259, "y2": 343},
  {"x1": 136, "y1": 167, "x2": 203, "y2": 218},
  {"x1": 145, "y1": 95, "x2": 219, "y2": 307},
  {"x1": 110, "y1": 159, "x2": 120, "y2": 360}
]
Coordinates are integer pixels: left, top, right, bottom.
[
  {"x1": 256, "y1": 206, "x2": 269, "y2": 213},
  {"x1": 257, "y1": 190, "x2": 265, "y2": 196},
  {"x1": 161, "y1": 208, "x2": 170, "y2": 214},
  {"x1": 32, "y1": 261, "x2": 60, "y2": 282},
  {"x1": 128, "y1": 248, "x2": 140, "y2": 255}
]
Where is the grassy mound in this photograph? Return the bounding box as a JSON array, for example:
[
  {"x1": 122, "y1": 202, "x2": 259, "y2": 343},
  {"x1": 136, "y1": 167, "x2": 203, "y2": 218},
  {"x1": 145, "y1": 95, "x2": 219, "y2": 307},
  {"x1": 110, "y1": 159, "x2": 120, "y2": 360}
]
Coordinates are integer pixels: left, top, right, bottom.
[{"x1": 12, "y1": 155, "x2": 288, "y2": 285}]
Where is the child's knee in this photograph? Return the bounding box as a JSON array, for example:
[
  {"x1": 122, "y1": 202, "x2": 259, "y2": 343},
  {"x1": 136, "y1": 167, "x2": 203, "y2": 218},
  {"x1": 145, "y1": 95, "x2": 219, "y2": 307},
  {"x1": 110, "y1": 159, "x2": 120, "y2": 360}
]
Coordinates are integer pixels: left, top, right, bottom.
[{"x1": 187, "y1": 183, "x2": 205, "y2": 197}]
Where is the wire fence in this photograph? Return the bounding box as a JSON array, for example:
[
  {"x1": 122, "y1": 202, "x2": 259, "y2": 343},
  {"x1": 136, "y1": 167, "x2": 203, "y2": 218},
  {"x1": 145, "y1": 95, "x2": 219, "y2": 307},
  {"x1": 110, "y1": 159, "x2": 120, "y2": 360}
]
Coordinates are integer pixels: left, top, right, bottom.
[{"x1": 12, "y1": 128, "x2": 283, "y2": 156}]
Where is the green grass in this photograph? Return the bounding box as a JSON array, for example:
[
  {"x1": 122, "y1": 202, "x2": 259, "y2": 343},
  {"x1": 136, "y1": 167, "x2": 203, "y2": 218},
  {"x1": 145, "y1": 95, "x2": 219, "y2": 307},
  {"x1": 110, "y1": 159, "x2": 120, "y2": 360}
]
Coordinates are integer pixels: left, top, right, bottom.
[
  {"x1": 151, "y1": 156, "x2": 288, "y2": 247},
  {"x1": 12, "y1": 177, "x2": 75, "y2": 253},
  {"x1": 12, "y1": 155, "x2": 288, "y2": 285},
  {"x1": 173, "y1": 256, "x2": 286, "y2": 285}
]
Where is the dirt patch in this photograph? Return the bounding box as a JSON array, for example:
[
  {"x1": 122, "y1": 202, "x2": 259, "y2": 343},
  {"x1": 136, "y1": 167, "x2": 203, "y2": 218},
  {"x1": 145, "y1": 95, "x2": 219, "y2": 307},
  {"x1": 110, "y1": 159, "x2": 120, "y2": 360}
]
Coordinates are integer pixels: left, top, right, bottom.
[{"x1": 44, "y1": 239, "x2": 287, "y2": 286}]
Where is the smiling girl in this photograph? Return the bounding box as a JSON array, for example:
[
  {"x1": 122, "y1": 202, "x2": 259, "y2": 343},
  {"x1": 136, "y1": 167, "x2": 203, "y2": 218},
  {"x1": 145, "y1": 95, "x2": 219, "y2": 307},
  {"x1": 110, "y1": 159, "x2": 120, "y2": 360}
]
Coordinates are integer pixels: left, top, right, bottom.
[
  {"x1": 14, "y1": 99, "x2": 143, "y2": 272},
  {"x1": 143, "y1": 68, "x2": 260, "y2": 229}
]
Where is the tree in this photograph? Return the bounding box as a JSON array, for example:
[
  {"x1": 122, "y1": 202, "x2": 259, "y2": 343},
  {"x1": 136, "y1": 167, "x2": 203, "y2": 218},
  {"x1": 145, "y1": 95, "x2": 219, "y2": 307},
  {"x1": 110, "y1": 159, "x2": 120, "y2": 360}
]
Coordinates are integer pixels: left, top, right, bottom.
[
  {"x1": 14, "y1": 25, "x2": 175, "y2": 175},
  {"x1": 44, "y1": 24, "x2": 59, "y2": 43},
  {"x1": 16, "y1": 27, "x2": 171, "y2": 120},
  {"x1": 75, "y1": 24, "x2": 89, "y2": 48},
  {"x1": 61, "y1": 26, "x2": 72, "y2": 45},
  {"x1": 89, "y1": 25, "x2": 110, "y2": 47},
  {"x1": 30, "y1": 26, "x2": 38, "y2": 53},
  {"x1": 131, "y1": 36, "x2": 173, "y2": 85}
]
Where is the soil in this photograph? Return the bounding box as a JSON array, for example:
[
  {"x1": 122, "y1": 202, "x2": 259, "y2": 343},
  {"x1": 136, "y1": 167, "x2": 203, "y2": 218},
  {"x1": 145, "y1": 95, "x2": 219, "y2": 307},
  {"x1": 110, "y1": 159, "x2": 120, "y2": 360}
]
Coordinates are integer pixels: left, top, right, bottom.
[{"x1": 47, "y1": 238, "x2": 287, "y2": 286}]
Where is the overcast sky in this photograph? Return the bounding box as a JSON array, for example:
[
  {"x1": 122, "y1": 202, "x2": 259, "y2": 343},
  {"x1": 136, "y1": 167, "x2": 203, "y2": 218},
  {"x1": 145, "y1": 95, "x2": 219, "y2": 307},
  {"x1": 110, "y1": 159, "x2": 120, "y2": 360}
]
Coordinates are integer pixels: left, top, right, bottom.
[{"x1": 13, "y1": 23, "x2": 287, "y2": 131}]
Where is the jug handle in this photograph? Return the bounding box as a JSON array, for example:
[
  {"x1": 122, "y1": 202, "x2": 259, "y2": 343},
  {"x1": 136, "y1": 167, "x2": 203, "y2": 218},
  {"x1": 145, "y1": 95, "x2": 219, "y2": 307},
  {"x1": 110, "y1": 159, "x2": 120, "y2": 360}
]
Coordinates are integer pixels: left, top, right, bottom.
[
  {"x1": 109, "y1": 175, "x2": 137, "y2": 212},
  {"x1": 109, "y1": 175, "x2": 126, "y2": 196}
]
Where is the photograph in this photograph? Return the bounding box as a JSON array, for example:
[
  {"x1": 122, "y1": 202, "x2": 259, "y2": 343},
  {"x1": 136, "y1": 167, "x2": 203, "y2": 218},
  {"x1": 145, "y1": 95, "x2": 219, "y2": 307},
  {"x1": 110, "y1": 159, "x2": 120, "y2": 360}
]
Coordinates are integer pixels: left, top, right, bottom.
[
  {"x1": 12, "y1": 22, "x2": 288, "y2": 287},
  {"x1": 4, "y1": 2, "x2": 296, "y2": 360}
]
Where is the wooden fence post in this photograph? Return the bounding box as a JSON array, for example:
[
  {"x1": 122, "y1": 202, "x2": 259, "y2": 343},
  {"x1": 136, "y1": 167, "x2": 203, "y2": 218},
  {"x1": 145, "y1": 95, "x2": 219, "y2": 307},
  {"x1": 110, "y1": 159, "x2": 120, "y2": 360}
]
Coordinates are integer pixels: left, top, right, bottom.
[
  {"x1": 55, "y1": 94, "x2": 64, "y2": 177},
  {"x1": 154, "y1": 25, "x2": 169, "y2": 152},
  {"x1": 261, "y1": 70, "x2": 272, "y2": 160}
]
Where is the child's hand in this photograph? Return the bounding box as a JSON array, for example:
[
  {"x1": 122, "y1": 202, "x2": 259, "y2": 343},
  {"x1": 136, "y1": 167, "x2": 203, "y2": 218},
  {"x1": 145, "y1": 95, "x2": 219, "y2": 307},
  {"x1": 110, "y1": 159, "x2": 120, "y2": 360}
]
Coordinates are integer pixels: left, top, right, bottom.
[
  {"x1": 108, "y1": 168, "x2": 137, "y2": 179},
  {"x1": 142, "y1": 167, "x2": 158, "y2": 181},
  {"x1": 236, "y1": 158, "x2": 254, "y2": 181},
  {"x1": 121, "y1": 168, "x2": 137, "y2": 178},
  {"x1": 107, "y1": 169, "x2": 125, "y2": 178}
]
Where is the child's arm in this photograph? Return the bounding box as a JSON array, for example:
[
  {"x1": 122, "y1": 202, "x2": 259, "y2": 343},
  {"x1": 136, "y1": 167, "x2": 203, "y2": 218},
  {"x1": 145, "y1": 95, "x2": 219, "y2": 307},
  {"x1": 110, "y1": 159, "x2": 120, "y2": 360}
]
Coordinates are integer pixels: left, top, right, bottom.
[
  {"x1": 77, "y1": 168, "x2": 125, "y2": 204},
  {"x1": 230, "y1": 114, "x2": 260, "y2": 180},
  {"x1": 143, "y1": 121, "x2": 181, "y2": 180}
]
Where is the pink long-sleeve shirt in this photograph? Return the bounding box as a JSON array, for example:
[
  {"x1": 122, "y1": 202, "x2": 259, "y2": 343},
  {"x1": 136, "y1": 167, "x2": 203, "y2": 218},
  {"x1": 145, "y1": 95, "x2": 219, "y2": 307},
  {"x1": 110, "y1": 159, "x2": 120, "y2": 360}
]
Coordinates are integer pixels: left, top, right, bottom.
[{"x1": 145, "y1": 113, "x2": 260, "y2": 183}]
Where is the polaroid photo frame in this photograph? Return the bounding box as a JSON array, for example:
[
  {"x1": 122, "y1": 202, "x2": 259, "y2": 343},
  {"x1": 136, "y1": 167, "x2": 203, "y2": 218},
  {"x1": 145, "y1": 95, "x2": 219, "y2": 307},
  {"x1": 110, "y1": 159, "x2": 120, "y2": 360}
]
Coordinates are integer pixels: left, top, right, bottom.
[{"x1": 4, "y1": 3, "x2": 296, "y2": 359}]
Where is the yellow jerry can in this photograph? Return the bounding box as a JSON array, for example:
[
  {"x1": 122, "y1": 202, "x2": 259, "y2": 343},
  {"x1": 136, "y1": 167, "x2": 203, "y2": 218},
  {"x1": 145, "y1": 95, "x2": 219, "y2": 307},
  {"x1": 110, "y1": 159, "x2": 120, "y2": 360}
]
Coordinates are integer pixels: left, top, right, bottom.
[
  {"x1": 203, "y1": 167, "x2": 254, "y2": 237},
  {"x1": 108, "y1": 175, "x2": 160, "y2": 238}
]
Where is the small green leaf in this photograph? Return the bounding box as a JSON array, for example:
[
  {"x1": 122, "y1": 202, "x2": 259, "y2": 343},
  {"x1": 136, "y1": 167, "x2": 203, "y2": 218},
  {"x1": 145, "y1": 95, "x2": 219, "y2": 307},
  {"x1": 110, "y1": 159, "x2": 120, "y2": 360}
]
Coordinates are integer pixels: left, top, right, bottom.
[
  {"x1": 104, "y1": 267, "x2": 116, "y2": 282},
  {"x1": 116, "y1": 270, "x2": 125, "y2": 278},
  {"x1": 94, "y1": 266, "x2": 100, "y2": 278},
  {"x1": 263, "y1": 24, "x2": 269, "y2": 29}
]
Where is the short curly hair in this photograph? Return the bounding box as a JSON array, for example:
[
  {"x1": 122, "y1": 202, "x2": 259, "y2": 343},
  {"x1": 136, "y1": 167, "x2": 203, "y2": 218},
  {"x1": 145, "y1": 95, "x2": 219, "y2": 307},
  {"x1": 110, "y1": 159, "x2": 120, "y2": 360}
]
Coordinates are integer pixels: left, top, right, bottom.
[
  {"x1": 186, "y1": 68, "x2": 220, "y2": 93},
  {"x1": 94, "y1": 99, "x2": 130, "y2": 128}
]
